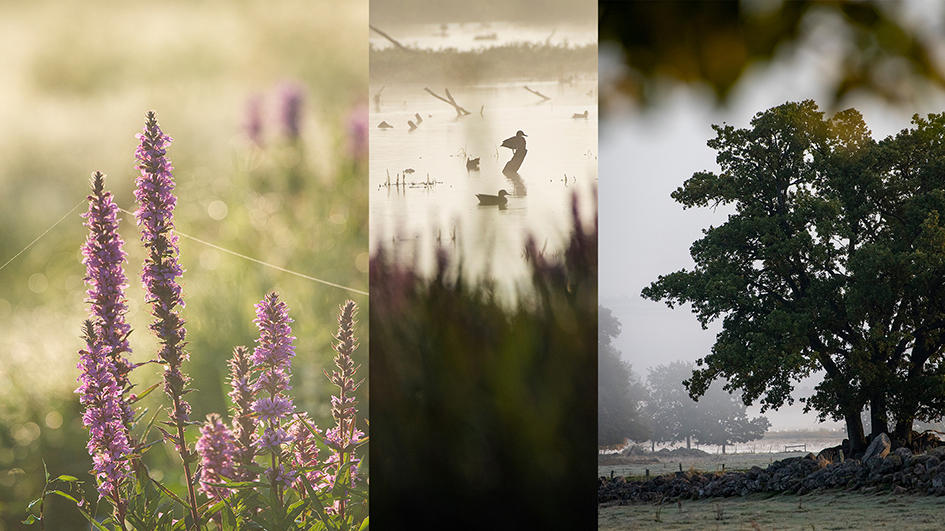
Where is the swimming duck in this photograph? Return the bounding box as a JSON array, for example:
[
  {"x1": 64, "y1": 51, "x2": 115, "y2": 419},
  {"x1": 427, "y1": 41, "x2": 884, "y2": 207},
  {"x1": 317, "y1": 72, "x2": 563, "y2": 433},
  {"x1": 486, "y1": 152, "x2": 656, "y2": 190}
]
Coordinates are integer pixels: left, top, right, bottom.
[
  {"x1": 500, "y1": 130, "x2": 527, "y2": 153},
  {"x1": 476, "y1": 189, "x2": 509, "y2": 206}
]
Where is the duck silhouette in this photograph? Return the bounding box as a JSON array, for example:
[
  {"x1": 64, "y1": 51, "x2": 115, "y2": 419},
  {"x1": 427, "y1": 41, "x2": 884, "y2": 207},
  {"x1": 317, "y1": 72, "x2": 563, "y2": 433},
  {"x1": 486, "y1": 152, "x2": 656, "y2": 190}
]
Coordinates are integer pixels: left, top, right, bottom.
[
  {"x1": 476, "y1": 190, "x2": 509, "y2": 206},
  {"x1": 501, "y1": 130, "x2": 528, "y2": 174},
  {"x1": 501, "y1": 130, "x2": 527, "y2": 153},
  {"x1": 572, "y1": 110, "x2": 588, "y2": 119},
  {"x1": 466, "y1": 157, "x2": 480, "y2": 171}
]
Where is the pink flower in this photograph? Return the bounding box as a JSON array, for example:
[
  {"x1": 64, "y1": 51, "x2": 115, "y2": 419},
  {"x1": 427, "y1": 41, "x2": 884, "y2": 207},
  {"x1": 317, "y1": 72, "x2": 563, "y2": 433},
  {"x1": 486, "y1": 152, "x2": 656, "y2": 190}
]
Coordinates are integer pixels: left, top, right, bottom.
[
  {"x1": 196, "y1": 414, "x2": 237, "y2": 501},
  {"x1": 76, "y1": 322, "x2": 132, "y2": 501}
]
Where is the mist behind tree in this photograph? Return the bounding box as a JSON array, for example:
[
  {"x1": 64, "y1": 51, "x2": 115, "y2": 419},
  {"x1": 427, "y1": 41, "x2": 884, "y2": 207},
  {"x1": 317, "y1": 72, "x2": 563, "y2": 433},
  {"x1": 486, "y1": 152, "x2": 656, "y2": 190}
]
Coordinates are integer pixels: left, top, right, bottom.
[
  {"x1": 598, "y1": 305, "x2": 651, "y2": 448},
  {"x1": 647, "y1": 361, "x2": 770, "y2": 453}
]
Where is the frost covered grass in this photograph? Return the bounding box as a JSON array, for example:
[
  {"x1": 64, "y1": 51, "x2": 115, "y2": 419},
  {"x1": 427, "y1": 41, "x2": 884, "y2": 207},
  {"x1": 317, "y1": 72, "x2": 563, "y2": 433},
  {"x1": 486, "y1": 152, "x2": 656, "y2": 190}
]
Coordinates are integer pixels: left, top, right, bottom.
[{"x1": 599, "y1": 490, "x2": 945, "y2": 531}]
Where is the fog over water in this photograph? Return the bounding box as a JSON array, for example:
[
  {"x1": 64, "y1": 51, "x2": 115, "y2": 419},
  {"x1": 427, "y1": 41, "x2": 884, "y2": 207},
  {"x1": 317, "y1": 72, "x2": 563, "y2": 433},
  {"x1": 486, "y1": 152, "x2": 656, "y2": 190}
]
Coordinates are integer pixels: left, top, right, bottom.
[{"x1": 370, "y1": 18, "x2": 597, "y2": 297}]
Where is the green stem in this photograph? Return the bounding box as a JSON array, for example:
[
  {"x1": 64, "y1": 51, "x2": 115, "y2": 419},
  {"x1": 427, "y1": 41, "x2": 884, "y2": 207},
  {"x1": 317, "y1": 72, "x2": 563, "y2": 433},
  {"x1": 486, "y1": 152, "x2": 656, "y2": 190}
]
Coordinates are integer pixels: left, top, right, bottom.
[{"x1": 172, "y1": 397, "x2": 201, "y2": 531}]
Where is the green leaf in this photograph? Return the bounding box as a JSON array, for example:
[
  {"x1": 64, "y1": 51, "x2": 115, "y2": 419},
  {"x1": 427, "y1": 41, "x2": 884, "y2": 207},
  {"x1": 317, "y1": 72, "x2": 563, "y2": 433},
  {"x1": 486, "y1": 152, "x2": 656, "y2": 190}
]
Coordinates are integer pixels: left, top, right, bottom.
[
  {"x1": 356, "y1": 516, "x2": 369, "y2": 531},
  {"x1": 299, "y1": 475, "x2": 337, "y2": 531},
  {"x1": 221, "y1": 501, "x2": 238, "y2": 530},
  {"x1": 26, "y1": 497, "x2": 42, "y2": 511},
  {"x1": 131, "y1": 381, "x2": 162, "y2": 403},
  {"x1": 343, "y1": 486, "x2": 368, "y2": 502},
  {"x1": 48, "y1": 489, "x2": 80, "y2": 504},
  {"x1": 148, "y1": 475, "x2": 192, "y2": 509},
  {"x1": 54, "y1": 474, "x2": 80, "y2": 482},
  {"x1": 21, "y1": 514, "x2": 38, "y2": 526},
  {"x1": 286, "y1": 499, "x2": 308, "y2": 525}
]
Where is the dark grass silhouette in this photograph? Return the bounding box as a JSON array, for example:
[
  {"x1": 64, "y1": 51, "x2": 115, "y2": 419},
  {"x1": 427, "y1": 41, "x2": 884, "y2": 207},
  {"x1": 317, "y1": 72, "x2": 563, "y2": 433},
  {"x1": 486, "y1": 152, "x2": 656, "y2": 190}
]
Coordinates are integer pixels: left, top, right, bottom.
[{"x1": 370, "y1": 193, "x2": 597, "y2": 529}]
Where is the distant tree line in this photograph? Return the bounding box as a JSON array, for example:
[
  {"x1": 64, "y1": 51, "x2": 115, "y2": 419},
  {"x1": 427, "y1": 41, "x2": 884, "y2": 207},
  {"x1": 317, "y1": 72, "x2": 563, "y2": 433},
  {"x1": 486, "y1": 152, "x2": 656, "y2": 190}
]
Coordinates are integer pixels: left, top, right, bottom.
[{"x1": 598, "y1": 306, "x2": 769, "y2": 452}]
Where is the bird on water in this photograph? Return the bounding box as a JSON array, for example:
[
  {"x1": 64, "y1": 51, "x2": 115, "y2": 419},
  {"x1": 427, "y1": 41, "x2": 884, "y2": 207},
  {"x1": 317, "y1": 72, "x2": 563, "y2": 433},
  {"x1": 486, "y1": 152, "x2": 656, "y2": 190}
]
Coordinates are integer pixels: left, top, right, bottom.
[
  {"x1": 476, "y1": 189, "x2": 509, "y2": 206},
  {"x1": 501, "y1": 130, "x2": 527, "y2": 153}
]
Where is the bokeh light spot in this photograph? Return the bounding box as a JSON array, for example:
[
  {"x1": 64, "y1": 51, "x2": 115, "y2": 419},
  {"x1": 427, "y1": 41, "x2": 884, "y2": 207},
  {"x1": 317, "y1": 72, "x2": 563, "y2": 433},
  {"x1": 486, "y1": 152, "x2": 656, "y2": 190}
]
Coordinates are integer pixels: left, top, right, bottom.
[{"x1": 28, "y1": 273, "x2": 48, "y2": 293}]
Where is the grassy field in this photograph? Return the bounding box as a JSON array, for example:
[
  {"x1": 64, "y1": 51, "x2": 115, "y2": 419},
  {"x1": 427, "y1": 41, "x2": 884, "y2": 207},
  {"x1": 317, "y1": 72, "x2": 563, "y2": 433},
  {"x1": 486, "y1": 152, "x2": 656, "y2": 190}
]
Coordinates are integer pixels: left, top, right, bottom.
[
  {"x1": 599, "y1": 451, "x2": 811, "y2": 480},
  {"x1": 599, "y1": 434, "x2": 844, "y2": 480},
  {"x1": 599, "y1": 490, "x2": 945, "y2": 530}
]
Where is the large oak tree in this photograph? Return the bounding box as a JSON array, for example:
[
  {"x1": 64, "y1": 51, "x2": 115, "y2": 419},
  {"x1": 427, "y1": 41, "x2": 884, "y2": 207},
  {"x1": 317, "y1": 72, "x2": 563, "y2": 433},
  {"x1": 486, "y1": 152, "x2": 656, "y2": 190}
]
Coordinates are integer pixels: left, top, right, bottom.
[{"x1": 643, "y1": 101, "x2": 945, "y2": 453}]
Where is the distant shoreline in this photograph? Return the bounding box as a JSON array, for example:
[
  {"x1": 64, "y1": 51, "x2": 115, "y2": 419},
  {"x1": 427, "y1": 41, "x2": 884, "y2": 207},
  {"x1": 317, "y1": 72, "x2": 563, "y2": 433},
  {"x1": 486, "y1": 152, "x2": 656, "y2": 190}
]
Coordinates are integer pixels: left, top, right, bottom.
[{"x1": 370, "y1": 42, "x2": 598, "y2": 85}]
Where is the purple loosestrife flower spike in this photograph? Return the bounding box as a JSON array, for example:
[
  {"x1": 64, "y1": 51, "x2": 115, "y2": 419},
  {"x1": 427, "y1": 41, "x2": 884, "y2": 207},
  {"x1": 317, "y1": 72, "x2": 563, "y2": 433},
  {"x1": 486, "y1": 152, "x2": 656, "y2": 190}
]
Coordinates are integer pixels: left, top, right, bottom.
[
  {"x1": 250, "y1": 292, "x2": 296, "y2": 431},
  {"x1": 328, "y1": 300, "x2": 362, "y2": 431},
  {"x1": 82, "y1": 172, "x2": 135, "y2": 426},
  {"x1": 133, "y1": 110, "x2": 202, "y2": 530},
  {"x1": 77, "y1": 321, "x2": 132, "y2": 505},
  {"x1": 321, "y1": 300, "x2": 364, "y2": 516},
  {"x1": 278, "y1": 82, "x2": 304, "y2": 140},
  {"x1": 133, "y1": 110, "x2": 191, "y2": 427},
  {"x1": 251, "y1": 292, "x2": 297, "y2": 402},
  {"x1": 228, "y1": 346, "x2": 258, "y2": 481},
  {"x1": 251, "y1": 292, "x2": 296, "y2": 503},
  {"x1": 196, "y1": 414, "x2": 237, "y2": 501},
  {"x1": 288, "y1": 413, "x2": 325, "y2": 489}
]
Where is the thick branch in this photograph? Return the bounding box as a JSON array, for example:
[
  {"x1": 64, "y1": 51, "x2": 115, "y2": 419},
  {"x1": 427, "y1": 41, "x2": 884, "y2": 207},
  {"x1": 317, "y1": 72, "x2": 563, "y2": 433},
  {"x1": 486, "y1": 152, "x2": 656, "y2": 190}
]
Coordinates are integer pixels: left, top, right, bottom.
[{"x1": 423, "y1": 87, "x2": 471, "y2": 116}]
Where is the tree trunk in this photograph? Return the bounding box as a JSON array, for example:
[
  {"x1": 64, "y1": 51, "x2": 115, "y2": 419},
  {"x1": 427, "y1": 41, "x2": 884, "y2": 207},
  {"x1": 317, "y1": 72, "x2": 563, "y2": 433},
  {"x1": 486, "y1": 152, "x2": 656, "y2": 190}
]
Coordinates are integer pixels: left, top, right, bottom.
[
  {"x1": 651, "y1": 440, "x2": 655, "y2": 452},
  {"x1": 721, "y1": 443, "x2": 726, "y2": 454},
  {"x1": 686, "y1": 435, "x2": 691, "y2": 450},
  {"x1": 868, "y1": 394, "x2": 889, "y2": 441},
  {"x1": 894, "y1": 418, "x2": 914, "y2": 447},
  {"x1": 845, "y1": 412, "x2": 867, "y2": 454}
]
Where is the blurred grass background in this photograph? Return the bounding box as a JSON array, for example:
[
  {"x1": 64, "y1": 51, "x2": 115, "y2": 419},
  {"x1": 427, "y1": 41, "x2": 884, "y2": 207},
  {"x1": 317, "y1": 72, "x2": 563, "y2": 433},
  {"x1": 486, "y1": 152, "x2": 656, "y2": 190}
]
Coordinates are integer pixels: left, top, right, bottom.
[
  {"x1": 369, "y1": 197, "x2": 598, "y2": 529},
  {"x1": 0, "y1": 1, "x2": 367, "y2": 528}
]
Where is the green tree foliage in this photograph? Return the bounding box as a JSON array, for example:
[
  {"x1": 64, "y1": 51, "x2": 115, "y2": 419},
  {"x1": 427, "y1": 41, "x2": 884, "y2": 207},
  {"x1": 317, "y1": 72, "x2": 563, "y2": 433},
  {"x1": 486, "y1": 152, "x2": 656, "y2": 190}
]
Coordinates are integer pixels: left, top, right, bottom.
[
  {"x1": 600, "y1": 1, "x2": 945, "y2": 106},
  {"x1": 643, "y1": 100, "x2": 945, "y2": 454},
  {"x1": 369, "y1": 197, "x2": 597, "y2": 529},
  {"x1": 598, "y1": 305, "x2": 652, "y2": 448},
  {"x1": 647, "y1": 361, "x2": 769, "y2": 452}
]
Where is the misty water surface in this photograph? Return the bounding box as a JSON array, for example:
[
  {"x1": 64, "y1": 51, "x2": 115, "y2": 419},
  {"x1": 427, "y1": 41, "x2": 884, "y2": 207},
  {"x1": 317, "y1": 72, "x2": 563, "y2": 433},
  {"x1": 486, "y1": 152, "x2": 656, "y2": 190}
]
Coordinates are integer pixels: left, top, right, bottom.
[
  {"x1": 370, "y1": 21, "x2": 595, "y2": 52},
  {"x1": 370, "y1": 80, "x2": 597, "y2": 294}
]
